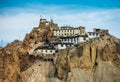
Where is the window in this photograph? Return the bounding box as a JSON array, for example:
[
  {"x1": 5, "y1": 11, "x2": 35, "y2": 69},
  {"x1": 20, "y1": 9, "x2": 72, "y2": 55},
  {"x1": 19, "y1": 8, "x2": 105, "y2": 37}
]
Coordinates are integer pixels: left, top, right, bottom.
[
  {"x1": 73, "y1": 38, "x2": 75, "y2": 42},
  {"x1": 61, "y1": 44, "x2": 63, "y2": 47},
  {"x1": 96, "y1": 33, "x2": 98, "y2": 36},
  {"x1": 64, "y1": 38, "x2": 66, "y2": 41},
  {"x1": 50, "y1": 50, "x2": 52, "y2": 52},
  {"x1": 46, "y1": 50, "x2": 47, "y2": 52},
  {"x1": 89, "y1": 33, "x2": 91, "y2": 36},
  {"x1": 66, "y1": 38, "x2": 68, "y2": 41},
  {"x1": 83, "y1": 37, "x2": 86, "y2": 40},
  {"x1": 93, "y1": 33, "x2": 95, "y2": 36}
]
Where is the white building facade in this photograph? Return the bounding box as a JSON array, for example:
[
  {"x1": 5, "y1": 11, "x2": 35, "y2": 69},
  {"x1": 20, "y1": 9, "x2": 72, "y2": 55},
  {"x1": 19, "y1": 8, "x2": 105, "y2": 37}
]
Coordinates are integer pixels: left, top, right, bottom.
[
  {"x1": 60, "y1": 35, "x2": 89, "y2": 44},
  {"x1": 53, "y1": 27, "x2": 85, "y2": 37},
  {"x1": 87, "y1": 32, "x2": 99, "y2": 38},
  {"x1": 53, "y1": 43, "x2": 74, "y2": 50},
  {"x1": 34, "y1": 45, "x2": 56, "y2": 55}
]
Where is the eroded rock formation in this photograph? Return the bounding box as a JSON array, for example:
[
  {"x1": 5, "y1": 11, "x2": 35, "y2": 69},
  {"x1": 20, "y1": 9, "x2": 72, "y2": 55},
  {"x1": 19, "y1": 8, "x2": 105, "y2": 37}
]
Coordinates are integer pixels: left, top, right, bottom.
[{"x1": 54, "y1": 33, "x2": 120, "y2": 82}]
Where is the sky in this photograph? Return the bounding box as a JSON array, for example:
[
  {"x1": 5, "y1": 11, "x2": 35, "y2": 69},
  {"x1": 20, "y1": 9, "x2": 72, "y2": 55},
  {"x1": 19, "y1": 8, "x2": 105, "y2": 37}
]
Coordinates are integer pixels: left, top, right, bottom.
[{"x1": 0, "y1": 0, "x2": 120, "y2": 47}]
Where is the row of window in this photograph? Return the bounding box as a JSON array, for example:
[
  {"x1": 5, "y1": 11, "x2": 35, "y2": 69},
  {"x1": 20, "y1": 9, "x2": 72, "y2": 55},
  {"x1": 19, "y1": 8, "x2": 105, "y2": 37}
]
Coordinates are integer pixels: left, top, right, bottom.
[
  {"x1": 59, "y1": 44, "x2": 73, "y2": 47},
  {"x1": 89, "y1": 33, "x2": 99, "y2": 36},
  {"x1": 54, "y1": 30, "x2": 81, "y2": 32},
  {"x1": 54, "y1": 30, "x2": 73, "y2": 32},
  {"x1": 61, "y1": 38, "x2": 78, "y2": 41},
  {"x1": 61, "y1": 37, "x2": 86, "y2": 41},
  {"x1": 40, "y1": 50, "x2": 54, "y2": 53},
  {"x1": 55, "y1": 33, "x2": 73, "y2": 36}
]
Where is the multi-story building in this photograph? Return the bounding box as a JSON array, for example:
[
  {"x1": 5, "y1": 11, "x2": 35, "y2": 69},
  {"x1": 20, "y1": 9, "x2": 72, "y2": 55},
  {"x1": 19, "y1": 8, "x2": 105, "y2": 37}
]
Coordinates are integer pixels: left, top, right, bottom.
[{"x1": 53, "y1": 26, "x2": 89, "y2": 44}]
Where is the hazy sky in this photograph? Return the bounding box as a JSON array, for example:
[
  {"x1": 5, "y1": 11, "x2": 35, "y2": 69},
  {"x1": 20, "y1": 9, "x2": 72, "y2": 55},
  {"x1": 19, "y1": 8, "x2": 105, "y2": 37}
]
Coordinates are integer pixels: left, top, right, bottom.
[{"x1": 0, "y1": 0, "x2": 120, "y2": 46}]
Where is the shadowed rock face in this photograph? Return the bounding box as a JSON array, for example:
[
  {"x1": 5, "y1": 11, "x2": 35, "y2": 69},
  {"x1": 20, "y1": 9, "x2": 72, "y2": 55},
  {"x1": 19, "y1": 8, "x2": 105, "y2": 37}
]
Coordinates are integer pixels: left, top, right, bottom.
[{"x1": 0, "y1": 24, "x2": 120, "y2": 82}]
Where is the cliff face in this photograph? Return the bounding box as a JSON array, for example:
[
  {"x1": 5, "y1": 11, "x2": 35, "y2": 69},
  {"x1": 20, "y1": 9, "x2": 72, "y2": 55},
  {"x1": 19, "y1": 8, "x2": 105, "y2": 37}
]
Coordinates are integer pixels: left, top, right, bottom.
[
  {"x1": 0, "y1": 23, "x2": 120, "y2": 82},
  {"x1": 54, "y1": 33, "x2": 120, "y2": 82},
  {"x1": 0, "y1": 40, "x2": 22, "y2": 82}
]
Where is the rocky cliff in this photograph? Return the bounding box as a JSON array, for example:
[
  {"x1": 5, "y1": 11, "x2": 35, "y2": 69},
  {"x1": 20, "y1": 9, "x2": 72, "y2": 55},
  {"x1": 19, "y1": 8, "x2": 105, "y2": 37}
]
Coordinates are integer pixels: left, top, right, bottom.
[
  {"x1": 0, "y1": 40, "x2": 22, "y2": 82},
  {"x1": 54, "y1": 33, "x2": 120, "y2": 82},
  {"x1": 0, "y1": 22, "x2": 120, "y2": 82}
]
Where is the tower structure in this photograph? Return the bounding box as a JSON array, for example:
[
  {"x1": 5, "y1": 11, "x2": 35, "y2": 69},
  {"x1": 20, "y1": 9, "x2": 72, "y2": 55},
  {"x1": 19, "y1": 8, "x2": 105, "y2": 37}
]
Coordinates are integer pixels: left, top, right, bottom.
[{"x1": 39, "y1": 18, "x2": 47, "y2": 28}]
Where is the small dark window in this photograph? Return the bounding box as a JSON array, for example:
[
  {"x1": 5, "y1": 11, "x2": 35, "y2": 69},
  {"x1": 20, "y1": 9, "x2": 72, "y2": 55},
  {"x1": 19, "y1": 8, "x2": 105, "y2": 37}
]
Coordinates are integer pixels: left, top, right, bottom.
[
  {"x1": 96, "y1": 33, "x2": 98, "y2": 36},
  {"x1": 50, "y1": 50, "x2": 52, "y2": 52},
  {"x1": 61, "y1": 44, "x2": 63, "y2": 47},
  {"x1": 83, "y1": 37, "x2": 86, "y2": 40},
  {"x1": 65, "y1": 38, "x2": 66, "y2": 41},
  {"x1": 46, "y1": 50, "x2": 47, "y2": 52},
  {"x1": 93, "y1": 33, "x2": 95, "y2": 36},
  {"x1": 89, "y1": 33, "x2": 91, "y2": 36}
]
